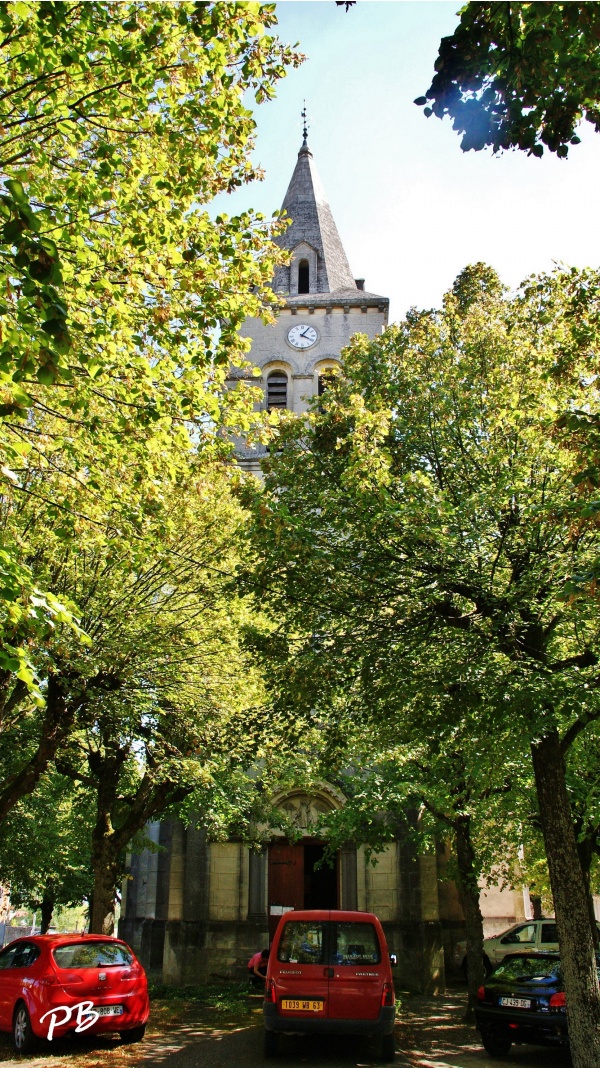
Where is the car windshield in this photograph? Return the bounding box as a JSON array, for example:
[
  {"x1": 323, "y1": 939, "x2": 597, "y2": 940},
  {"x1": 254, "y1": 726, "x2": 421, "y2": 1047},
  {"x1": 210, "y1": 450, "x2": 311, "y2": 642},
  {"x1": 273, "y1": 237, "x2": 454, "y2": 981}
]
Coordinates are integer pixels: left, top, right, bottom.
[
  {"x1": 53, "y1": 942, "x2": 133, "y2": 969},
  {"x1": 491, "y1": 956, "x2": 561, "y2": 982}
]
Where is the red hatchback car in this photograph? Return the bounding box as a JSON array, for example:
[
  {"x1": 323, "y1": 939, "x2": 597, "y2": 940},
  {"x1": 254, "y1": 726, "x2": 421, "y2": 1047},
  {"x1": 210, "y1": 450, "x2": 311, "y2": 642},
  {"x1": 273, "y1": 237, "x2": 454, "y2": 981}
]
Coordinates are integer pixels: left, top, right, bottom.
[
  {"x1": 264, "y1": 910, "x2": 397, "y2": 1061},
  {"x1": 0, "y1": 934, "x2": 149, "y2": 1053}
]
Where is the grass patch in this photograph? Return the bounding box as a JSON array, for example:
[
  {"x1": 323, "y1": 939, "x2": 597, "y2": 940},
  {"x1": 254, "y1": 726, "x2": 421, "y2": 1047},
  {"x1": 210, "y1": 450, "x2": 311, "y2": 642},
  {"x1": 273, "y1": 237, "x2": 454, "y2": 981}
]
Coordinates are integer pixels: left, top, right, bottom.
[{"x1": 149, "y1": 980, "x2": 251, "y2": 1014}]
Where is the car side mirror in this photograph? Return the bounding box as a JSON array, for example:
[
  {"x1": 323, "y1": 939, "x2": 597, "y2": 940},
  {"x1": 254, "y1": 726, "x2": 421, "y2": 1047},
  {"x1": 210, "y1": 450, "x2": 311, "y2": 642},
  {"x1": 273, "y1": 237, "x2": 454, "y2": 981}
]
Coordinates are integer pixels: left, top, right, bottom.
[{"x1": 389, "y1": 953, "x2": 397, "y2": 967}]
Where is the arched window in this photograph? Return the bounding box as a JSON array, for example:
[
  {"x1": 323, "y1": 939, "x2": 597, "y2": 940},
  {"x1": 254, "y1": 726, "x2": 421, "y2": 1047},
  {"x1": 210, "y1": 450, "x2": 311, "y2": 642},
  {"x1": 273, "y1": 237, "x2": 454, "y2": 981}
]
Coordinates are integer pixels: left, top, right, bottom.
[
  {"x1": 318, "y1": 370, "x2": 336, "y2": 396},
  {"x1": 298, "y1": 259, "x2": 310, "y2": 294},
  {"x1": 267, "y1": 370, "x2": 288, "y2": 410}
]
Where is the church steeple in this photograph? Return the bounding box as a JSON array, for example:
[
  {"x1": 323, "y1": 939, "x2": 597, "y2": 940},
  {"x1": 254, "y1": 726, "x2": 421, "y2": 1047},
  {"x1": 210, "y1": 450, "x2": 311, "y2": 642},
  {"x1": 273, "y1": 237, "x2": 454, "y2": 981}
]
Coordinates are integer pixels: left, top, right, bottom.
[
  {"x1": 272, "y1": 131, "x2": 357, "y2": 295},
  {"x1": 232, "y1": 131, "x2": 388, "y2": 472}
]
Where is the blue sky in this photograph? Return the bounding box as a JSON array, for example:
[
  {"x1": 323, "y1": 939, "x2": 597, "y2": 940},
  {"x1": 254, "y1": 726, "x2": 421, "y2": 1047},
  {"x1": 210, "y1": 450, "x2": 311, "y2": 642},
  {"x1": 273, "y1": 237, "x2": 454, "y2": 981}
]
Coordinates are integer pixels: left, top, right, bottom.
[{"x1": 212, "y1": 1, "x2": 600, "y2": 325}]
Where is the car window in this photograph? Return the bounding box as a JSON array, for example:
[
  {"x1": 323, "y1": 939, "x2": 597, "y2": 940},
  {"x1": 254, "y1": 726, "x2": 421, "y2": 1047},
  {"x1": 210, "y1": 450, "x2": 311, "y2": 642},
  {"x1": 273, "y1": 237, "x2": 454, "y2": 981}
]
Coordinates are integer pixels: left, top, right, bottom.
[
  {"x1": 0, "y1": 944, "x2": 20, "y2": 969},
  {"x1": 331, "y1": 922, "x2": 381, "y2": 966},
  {"x1": 277, "y1": 921, "x2": 326, "y2": 965},
  {"x1": 541, "y1": 923, "x2": 558, "y2": 943},
  {"x1": 53, "y1": 942, "x2": 133, "y2": 969},
  {"x1": 500, "y1": 923, "x2": 537, "y2": 944},
  {"x1": 11, "y1": 943, "x2": 41, "y2": 968},
  {"x1": 492, "y1": 955, "x2": 561, "y2": 981}
]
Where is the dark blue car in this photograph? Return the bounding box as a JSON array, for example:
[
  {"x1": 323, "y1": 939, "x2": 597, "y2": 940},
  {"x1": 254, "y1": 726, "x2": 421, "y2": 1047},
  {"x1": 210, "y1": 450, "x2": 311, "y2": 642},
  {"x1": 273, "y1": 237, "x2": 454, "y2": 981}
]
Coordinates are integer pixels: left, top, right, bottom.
[{"x1": 475, "y1": 950, "x2": 600, "y2": 1057}]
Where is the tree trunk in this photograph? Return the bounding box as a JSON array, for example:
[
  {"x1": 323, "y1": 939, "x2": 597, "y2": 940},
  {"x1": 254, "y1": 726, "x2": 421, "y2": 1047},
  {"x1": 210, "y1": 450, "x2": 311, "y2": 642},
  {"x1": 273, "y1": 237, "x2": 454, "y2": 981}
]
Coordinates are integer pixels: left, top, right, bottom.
[
  {"x1": 90, "y1": 843, "x2": 120, "y2": 935},
  {"x1": 455, "y1": 815, "x2": 485, "y2": 1020},
  {"x1": 530, "y1": 894, "x2": 543, "y2": 920},
  {"x1": 531, "y1": 731, "x2": 600, "y2": 1068},
  {"x1": 90, "y1": 796, "x2": 121, "y2": 935},
  {"x1": 0, "y1": 674, "x2": 75, "y2": 823},
  {"x1": 40, "y1": 886, "x2": 55, "y2": 934},
  {"x1": 576, "y1": 835, "x2": 600, "y2": 950}
]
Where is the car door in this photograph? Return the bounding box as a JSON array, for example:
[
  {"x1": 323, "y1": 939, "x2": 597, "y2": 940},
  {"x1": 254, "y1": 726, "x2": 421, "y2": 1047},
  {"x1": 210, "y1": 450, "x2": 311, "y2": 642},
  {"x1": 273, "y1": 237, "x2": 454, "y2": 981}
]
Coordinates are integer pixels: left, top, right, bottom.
[
  {"x1": 538, "y1": 921, "x2": 559, "y2": 951},
  {"x1": 0, "y1": 942, "x2": 40, "y2": 1029},
  {"x1": 499, "y1": 922, "x2": 537, "y2": 953},
  {"x1": 271, "y1": 916, "x2": 329, "y2": 1021},
  {"x1": 327, "y1": 920, "x2": 385, "y2": 1022},
  {"x1": 0, "y1": 944, "x2": 19, "y2": 1028}
]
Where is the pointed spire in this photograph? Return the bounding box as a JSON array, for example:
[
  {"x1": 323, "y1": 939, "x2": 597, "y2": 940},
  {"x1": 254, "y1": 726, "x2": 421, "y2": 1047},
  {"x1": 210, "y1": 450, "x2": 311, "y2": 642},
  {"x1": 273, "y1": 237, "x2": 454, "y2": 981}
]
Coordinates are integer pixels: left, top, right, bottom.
[{"x1": 272, "y1": 121, "x2": 357, "y2": 295}]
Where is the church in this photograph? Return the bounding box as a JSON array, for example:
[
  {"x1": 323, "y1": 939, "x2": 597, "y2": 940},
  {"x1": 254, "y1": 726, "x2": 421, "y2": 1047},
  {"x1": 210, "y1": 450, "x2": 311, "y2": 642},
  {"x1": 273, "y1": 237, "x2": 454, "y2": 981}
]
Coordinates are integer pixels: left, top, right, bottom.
[{"x1": 119, "y1": 132, "x2": 530, "y2": 993}]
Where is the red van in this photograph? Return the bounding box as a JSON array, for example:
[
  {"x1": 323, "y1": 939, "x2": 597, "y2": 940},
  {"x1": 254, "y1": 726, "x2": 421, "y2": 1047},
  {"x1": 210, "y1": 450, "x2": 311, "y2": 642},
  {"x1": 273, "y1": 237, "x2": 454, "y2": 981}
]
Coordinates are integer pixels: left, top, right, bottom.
[{"x1": 263, "y1": 910, "x2": 396, "y2": 1061}]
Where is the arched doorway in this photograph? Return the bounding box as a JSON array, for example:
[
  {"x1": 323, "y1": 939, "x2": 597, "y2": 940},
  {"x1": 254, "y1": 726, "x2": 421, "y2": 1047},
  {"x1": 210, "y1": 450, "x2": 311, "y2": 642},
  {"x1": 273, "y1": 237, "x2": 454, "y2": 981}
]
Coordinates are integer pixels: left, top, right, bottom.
[{"x1": 267, "y1": 788, "x2": 347, "y2": 939}]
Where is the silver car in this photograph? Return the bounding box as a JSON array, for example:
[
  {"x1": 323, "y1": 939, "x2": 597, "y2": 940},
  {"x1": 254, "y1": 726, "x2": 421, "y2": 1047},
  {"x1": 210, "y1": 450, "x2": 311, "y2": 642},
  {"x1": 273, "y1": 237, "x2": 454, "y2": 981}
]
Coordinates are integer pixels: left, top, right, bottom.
[{"x1": 453, "y1": 918, "x2": 600, "y2": 976}]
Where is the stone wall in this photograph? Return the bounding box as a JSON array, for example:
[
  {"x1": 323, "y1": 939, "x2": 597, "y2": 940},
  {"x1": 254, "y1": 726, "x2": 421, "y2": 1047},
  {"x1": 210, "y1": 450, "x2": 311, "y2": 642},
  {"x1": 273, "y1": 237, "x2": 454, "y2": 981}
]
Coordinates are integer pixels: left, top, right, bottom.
[{"x1": 121, "y1": 816, "x2": 447, "y2": 993}]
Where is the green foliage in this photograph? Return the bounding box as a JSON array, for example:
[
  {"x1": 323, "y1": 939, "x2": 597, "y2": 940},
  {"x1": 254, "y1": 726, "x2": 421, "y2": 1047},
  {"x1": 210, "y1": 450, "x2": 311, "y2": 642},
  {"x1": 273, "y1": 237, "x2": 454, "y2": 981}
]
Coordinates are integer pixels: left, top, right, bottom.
[
  {"x1": 416, "y1": 2, "x2": 600, "y2": 155},
  {"x1": 253, "y1": 265, "x2": 600, "y2": 732},
  {"x1": 148, "y1": 980, "x2": 251, "y2": 1012},
  {"x1": 0, "y1": 771, "x2": 92, "y2": 914},
  {"x1": 246, "y1": 263, "x2": 600, "y2": 1057},
  {"x1": 3, "y1": 457, "x2": 274, "y2": 927},
  {"x1": 0, "y1": 0, "x2": 301, "y2": 701}
]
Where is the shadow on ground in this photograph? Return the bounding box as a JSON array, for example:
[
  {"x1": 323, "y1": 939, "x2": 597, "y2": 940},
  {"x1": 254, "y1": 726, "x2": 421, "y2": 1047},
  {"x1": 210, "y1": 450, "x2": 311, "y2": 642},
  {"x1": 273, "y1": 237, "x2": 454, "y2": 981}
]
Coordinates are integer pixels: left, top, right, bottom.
[
  {"x1": 395, "y1": 990, "x2": 571, "y2": 1067},
  {"x1": 0, "y1": 990, "x2": 572, "y2": 1068}
]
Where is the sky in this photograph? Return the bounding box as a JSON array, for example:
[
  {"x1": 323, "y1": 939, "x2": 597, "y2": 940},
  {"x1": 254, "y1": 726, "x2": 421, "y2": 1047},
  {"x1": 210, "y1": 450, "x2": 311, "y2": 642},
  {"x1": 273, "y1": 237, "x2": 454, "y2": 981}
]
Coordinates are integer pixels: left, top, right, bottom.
[{"x1": 212, "y1": 0, "x2": 600, "y2": 326}]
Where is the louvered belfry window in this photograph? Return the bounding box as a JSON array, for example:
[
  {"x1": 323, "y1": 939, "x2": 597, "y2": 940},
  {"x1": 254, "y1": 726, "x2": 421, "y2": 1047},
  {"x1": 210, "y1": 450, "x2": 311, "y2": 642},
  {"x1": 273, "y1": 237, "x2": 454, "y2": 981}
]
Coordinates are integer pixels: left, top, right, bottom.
[{"x1": 267, "y1": 371, "x2": 288, "y2": 410}]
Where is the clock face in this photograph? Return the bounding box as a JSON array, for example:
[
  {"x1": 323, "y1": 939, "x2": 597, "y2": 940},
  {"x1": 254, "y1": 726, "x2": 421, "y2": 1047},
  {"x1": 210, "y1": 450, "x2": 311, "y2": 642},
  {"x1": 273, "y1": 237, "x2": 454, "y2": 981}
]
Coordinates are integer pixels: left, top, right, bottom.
[{"x1": 287, "y1": 323, "x2": 318, "y2": 349}]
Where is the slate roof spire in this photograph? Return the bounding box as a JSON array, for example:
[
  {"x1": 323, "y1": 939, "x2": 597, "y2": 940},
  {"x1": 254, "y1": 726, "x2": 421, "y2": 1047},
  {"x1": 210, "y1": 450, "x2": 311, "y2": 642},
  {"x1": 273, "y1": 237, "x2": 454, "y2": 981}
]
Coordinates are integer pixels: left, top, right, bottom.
[{"x1": 272, "y1": 125, "x2": 357, "y2": 295}]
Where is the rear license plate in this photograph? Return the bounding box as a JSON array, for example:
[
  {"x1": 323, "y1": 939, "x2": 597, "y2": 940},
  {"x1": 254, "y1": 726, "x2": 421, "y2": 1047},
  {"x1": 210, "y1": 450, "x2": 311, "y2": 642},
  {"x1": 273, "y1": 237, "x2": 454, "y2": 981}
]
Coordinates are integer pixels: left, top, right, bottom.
[
  {"x1": 281, "y1": 999, "x2": 323, "y2": 1012},
  {"x1": 96, "y1": 1005, "x2": 124, "y2": 1016},
  {"x1": 499, "y1": 997, "x2": 531, "y2": 1009}
]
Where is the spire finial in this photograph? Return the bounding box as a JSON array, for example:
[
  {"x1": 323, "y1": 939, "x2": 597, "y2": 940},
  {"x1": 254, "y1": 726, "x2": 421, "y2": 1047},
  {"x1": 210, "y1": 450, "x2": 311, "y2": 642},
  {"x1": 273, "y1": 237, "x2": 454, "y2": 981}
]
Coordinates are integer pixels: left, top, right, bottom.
[{"x1": 301, "y1": 100, "x2": 308, "y2": 145}]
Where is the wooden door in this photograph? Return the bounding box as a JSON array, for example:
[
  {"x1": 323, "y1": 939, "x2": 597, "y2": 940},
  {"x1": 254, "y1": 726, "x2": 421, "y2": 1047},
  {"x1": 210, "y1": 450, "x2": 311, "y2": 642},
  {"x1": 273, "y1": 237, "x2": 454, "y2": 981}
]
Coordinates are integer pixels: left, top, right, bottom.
[{"x1": 268, "y1": 841, "x2": 304, "y2": 940}]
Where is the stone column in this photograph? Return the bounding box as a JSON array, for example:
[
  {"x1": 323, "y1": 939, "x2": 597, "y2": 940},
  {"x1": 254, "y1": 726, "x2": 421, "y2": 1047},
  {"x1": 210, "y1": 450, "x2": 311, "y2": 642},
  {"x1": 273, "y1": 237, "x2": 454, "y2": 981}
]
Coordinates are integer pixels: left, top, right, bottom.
[
  {"x1": 163, "y1": 820, "x2": 186, "y2": 984},
  {"x1": 392, "y1": 823, "x2": 445, "y2": 994},
  {"x1": 119, "y1": 821, "x2": 161, "y2": 958},
  {"x1": 292, "y1": 373, "x2": 315, "y2": 413},
  {"x1": 340, "y1": 848, "x2": 358, "y2": 910},
  {"x1": 248, "y1": 850, "x2": 267, "y2": 921}
]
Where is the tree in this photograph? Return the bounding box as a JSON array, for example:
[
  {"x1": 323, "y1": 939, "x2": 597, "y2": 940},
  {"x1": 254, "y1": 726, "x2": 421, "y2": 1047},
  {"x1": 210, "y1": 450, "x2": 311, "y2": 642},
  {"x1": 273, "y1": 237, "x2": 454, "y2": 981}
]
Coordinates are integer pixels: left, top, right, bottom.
[
  {"x1": 416, "y1": 3, "x2": 600, "y2": 156},
  {"x1": 0, "y1": 772, "x2": 93, "y2": 932},
  {"x1": 566, "y1": 732, "x2": 600, "y2": 946},
  {"x1": 250, "y1": 597, "x2": 532, "y2": 1014},
  {"x1": 0, "y1": 447, "x2": 272, "y2": 933},
  {"x1": 0, "y1": 0, "x2": 300, "y2": 699},
  {"x1": 247, "y1": 264, "x2": 600, "y2": 1067}
]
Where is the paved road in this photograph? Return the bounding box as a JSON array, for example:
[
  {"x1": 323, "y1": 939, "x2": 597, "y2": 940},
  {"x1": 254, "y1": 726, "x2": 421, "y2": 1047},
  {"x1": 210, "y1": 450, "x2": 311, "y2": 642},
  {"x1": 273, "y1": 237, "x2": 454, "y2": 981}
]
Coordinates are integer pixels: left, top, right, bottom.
[{"x1": 0, "y1": 991, "x2": 572, "y2": 1068}]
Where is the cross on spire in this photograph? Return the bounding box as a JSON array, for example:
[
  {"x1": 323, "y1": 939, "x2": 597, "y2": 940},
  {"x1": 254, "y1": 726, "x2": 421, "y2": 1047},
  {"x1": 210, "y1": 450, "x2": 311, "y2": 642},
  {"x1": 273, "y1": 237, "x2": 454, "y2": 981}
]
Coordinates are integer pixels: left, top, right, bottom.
[{"x1": 301, "y1": 101, "x2": 308, "y2": 145}]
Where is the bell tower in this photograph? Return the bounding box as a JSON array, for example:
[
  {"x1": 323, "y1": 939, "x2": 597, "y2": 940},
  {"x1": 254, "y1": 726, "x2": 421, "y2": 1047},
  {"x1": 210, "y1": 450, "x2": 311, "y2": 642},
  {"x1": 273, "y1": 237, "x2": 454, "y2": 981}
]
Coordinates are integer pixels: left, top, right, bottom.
[{"x1": 231, "y1": 119, "x2": 389, "y2": 474}]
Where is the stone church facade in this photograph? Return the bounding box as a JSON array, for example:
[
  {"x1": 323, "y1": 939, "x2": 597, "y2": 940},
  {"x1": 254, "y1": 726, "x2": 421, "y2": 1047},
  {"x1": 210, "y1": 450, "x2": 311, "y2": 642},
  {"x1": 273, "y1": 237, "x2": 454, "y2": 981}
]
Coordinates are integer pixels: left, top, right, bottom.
[{"x1": 119, "y1": 135, "x2": 530, "y2": 992}]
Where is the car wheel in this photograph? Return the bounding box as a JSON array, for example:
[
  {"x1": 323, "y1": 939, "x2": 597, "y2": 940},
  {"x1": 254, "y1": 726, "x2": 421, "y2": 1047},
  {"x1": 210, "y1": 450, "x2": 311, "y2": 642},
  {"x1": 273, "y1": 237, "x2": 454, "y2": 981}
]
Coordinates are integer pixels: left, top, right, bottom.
[
  {"x1": 264, "y1": 1029, "x2": 279, "y2": 1058},
  {"x1": 13, "y1": 1002, "x2": 37, "y2": 1054},
  {"x1": 120, "y1": 1025, "x2": 146, "y2": 1044},
  {"x1": 381, "y1": 1032, "x2": 395, "y2": 1062},
  {"x1": 480, "y1": 1028, "x2": 512, "y2": 1057}
]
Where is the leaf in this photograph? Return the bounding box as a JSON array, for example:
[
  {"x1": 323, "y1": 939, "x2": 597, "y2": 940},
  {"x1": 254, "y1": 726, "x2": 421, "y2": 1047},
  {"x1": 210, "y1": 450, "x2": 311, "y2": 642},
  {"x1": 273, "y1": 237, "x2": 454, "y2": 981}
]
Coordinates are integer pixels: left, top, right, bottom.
[{"x1": 5, "y1": 179, "x2": 27, "y2": 204}]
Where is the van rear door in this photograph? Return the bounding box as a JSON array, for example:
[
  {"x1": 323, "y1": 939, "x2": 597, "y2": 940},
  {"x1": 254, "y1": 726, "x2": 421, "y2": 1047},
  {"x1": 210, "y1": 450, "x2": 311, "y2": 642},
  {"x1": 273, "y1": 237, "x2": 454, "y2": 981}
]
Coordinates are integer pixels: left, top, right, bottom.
[
  {"x1": 327, "y1": 920, "x2": 387, "y2": 1021},
  {"x1": 272, "y1": 917, "x2": 329, "y2": 1020}
]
